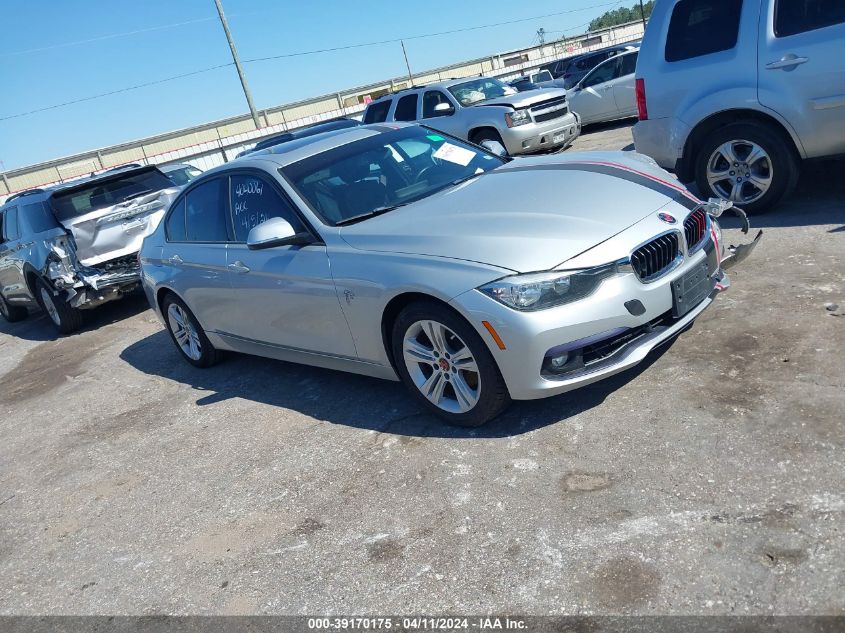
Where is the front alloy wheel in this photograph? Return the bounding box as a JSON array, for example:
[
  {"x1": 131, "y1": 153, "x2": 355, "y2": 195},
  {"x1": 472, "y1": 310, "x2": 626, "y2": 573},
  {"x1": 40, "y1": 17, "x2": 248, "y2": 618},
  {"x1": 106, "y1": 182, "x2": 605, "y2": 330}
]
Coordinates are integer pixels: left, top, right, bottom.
[
  {"x1": 391, "y1": 301, "x2": 511, "y2": 427},
  {"x1": 403, "y1": 320, "x2": 481, "y2": 414}
]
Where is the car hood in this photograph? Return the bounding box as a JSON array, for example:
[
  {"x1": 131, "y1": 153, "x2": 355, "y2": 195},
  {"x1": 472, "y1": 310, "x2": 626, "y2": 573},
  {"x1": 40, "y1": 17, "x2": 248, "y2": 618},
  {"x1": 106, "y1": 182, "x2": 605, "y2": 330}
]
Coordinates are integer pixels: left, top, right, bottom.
[
  {"x1": 339, "y1": 152, "x2": 690, "y2": 273},
  {"x1": 473, "y1": 88, "x2": 568, "y2": 109}
]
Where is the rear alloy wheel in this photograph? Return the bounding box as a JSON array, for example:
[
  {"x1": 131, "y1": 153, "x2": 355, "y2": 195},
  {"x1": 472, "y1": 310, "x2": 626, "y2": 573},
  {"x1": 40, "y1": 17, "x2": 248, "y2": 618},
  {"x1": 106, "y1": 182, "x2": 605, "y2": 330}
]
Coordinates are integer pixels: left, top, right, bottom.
[
  {"x1": 162, "y1": 293, "x2": 220, "y2": 368},
  {"x1": 392, "y1": 301, "x2": 510, "y2": 427},
  {"x1": 0, "y1": 292, "x2": 27, "y2": 323},
  {"x1": 694, "y1": 122, "x2": 798, "y2": 214},
  {"x1": 34, "y1": 277, "x2": 83, "y2": 334}
]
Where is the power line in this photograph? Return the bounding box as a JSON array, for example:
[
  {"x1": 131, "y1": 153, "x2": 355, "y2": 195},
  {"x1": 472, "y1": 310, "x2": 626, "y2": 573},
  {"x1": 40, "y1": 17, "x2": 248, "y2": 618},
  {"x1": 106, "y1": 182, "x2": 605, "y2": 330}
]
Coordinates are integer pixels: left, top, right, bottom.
[
  {"x1": 241, "y1": 0, "x2": 626, "y2": 63},
  {"x1": 0, "y1": 63, "x2": 233, "y2": 122},
  {"x1": 0, "y1": 16, "x2": 222, "y2": 58}
]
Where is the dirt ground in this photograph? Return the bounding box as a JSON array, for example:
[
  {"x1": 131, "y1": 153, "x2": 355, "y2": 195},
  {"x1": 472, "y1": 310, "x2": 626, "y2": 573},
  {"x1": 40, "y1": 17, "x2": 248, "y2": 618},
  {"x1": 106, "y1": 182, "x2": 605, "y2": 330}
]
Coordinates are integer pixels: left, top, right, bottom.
[{"x1": 1, "y1": 120, "x2": 843, "y2": 615}]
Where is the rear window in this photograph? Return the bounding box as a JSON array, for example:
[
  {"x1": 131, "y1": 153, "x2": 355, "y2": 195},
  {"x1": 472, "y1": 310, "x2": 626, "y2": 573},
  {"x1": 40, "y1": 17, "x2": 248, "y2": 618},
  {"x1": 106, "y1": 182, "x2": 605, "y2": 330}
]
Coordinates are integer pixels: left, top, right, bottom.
[
  {"x1": 665, "y1": 0, "x2": 742, "y2": 62},
  {"x1": 775, "y1": 0, "x2": 845, "y2": 36},
  {"x1": 363, "y1": 100, "x2": 391, "y2": 124},
  {"x1": 50, "y1": 168, "x2": 173, "y2": 222}
]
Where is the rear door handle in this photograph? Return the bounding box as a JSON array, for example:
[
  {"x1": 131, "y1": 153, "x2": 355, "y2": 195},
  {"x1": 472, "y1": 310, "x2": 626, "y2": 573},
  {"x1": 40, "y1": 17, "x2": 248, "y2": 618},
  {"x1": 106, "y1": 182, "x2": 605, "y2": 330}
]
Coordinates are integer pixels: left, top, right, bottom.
[
  {"x1": 168, "y1": 254, "x2": 183, "y2": 265},
  {"x1": 228, "y1": 261, "x2": 250, "y2": 274},
  {"x1": 766, "y1": 55, "x2": 809, "y2": 70}
]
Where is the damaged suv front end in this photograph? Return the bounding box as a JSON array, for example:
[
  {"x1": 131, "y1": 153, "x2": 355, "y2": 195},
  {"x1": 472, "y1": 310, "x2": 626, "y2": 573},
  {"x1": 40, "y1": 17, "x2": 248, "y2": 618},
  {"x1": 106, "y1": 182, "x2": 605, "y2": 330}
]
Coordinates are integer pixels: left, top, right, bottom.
[{"x1": 0, "y1": 165, "x2": 178, "y2": 333}]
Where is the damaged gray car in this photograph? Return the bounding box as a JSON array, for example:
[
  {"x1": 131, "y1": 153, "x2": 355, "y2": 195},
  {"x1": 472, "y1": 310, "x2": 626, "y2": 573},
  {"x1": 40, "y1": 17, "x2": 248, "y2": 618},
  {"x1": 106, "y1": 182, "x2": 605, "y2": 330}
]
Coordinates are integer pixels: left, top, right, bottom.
[{"x1": 0, "y1": 165, "x2": 178, "y2": 333}]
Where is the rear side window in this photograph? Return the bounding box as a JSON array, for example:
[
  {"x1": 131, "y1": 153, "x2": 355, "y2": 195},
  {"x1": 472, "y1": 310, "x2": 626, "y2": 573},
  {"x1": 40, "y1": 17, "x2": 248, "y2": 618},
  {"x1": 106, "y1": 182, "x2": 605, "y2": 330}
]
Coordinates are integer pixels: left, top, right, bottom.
[
  {"x1": 665, "y1": 0, "x2": 742, "y2": 62},
  {"x1": 185, "y1": 178, "x2": 229, "y2": 242},
  {"x1": 775, "y1": 0, "x2": 845, "y2": 36},
  {"x1": 620, "y1": 51, "x2": 638, "y2": 76},
  {"x1": 165, "y1": 198, "x2": 187, "y2": 241},
  {"x1": 394, "y1": 94, "x2": 419, "y2": 121},
  {"x1": 21, "y1": 201, "x2": 58, "y2": 233},
  {"x1": 229, "y1": 175, "x2": 303, "y2": 242},
  {"x1": 363, "y1": 100, "x2": 390, "y2": 124},
  {"x1": 2, "y1": 207, "x2": 20, "y2": 241}
]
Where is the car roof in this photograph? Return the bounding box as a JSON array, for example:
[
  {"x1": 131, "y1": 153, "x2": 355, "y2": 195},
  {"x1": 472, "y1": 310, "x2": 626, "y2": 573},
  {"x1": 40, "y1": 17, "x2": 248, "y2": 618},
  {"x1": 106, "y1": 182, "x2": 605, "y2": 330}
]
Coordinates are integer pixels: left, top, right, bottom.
[
  {"x1": 159, "y1": 163, "x2": 197, "y2": 172},
  {"x1": 219, "y1": 122, "x2": 416, "y2": 170}
]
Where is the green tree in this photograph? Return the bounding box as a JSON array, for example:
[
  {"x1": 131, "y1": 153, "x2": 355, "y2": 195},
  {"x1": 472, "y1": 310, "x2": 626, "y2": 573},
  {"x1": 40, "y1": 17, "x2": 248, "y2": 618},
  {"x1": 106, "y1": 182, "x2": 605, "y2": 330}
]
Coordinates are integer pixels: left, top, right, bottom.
[{"x1": 589, "y1": 0, "x2": 654, "y2": 31}]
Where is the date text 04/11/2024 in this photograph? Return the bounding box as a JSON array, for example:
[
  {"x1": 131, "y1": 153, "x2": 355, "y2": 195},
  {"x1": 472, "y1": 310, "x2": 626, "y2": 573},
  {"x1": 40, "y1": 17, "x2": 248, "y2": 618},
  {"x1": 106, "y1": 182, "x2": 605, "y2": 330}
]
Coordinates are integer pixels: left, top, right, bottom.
[{"x1": 306, "y1": 617, "x2": 527, "y2": 630}]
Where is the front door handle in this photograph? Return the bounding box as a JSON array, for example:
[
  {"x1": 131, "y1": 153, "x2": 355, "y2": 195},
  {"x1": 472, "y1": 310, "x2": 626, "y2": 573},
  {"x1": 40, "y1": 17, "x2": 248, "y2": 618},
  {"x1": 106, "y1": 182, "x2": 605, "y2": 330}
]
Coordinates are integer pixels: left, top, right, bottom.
[
  {"x1": 228, "y1": 261, "x2": 250, "y2": 274},
  {"x1": 766, "y1": 55, "x2": 809, "y2": 70},
  {"x1": 168, "y1": 254, "x2": 183, "y2": 265}
]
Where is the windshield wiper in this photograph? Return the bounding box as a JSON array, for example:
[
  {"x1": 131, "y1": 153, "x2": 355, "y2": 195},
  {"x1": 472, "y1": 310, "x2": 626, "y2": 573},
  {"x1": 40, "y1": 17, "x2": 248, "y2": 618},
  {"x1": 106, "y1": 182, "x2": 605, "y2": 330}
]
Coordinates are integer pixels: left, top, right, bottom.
[{"x1": 335, "y1": 203, "x2": 407, "y2": 226}]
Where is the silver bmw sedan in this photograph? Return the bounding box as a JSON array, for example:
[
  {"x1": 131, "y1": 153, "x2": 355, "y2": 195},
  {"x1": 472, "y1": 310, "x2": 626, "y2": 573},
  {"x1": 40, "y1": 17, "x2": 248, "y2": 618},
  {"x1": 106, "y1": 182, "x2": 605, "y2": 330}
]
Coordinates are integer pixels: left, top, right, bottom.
[{"x1": 139, "y1": 122, "x2": 744, "y2": 427}]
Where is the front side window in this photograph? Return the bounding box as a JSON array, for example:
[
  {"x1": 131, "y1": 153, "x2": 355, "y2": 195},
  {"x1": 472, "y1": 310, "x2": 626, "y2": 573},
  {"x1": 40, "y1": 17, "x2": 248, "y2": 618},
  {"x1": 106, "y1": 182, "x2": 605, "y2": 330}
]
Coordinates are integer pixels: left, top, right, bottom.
[
  {"x1": 363, "y1": 100, "x2": 390, "y2": 124},
  {"x1": 394, "y1": 94, "x2": 419, "y2": 121},
  {"x1": 775, "y1": 0, "x2": 845, "y2": 36},
  {"x1": 422, "y1": 91, "x2": 453, "y2": 118},
  {"x1": 448, "y1": 78, "x2": 516, "y2": 106},
  {"x1": 229, "y1": 175, "x2": 304, "y2": 242},
  {"x1": 582, "y1": 57, "x2": 621, "y2": 87},
  {"x1": 665, "y1": 0, "x2": 742, "y2": 62},
  {"x1": 283, "y1": 126, "x2": 506, "y2": 226},
  {"x1": 185, "y1": 178, "x2": 229, "y2": 242}
]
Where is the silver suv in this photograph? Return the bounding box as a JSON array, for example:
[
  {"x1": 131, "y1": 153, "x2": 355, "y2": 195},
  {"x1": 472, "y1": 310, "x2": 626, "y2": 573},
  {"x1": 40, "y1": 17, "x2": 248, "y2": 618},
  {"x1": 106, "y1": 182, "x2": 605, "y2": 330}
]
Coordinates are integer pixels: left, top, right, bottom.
[
  {"x1": 363, "y1": 77, "x2": 580, "y2": 155},
  {"x1": 0, "y1": 165, "x2": 178, "y2": 333},
  {"x1": 633, "y1": 0, "x2": 845, "y2": 213}
]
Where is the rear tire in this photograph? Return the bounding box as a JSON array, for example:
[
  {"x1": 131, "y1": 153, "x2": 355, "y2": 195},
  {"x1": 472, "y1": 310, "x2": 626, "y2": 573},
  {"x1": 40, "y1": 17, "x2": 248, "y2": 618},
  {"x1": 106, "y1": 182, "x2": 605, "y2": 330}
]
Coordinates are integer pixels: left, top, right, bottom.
[
  {"x1": 162, "y1": 293, "x2": 220, "y2": 368},
  {"x1": 34, "y1": 277, "x2": 83, "y2": 334},
  {"x1": 391, "y1": 300, "x2": 511, "y2": 427},
  {"x1": 0, "y1": 292, "x2": 27, "y2": 323},
  {"x1": 693, "y1": 121, "x2": 799, "y2": 215}
]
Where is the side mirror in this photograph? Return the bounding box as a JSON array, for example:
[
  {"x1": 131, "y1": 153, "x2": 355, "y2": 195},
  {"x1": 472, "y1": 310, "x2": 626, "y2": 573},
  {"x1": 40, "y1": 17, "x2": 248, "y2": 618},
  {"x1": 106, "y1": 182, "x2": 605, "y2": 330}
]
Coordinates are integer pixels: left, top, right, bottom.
[
  {"x1": 479, "y1": 140, "x2": 507, "y2": 157},
  {"x1": 246, "y1": 217, "x2": 312, "y2": 250},
  {"x1": 433, "y1": 102, "x2": 455, "y2": 116}
]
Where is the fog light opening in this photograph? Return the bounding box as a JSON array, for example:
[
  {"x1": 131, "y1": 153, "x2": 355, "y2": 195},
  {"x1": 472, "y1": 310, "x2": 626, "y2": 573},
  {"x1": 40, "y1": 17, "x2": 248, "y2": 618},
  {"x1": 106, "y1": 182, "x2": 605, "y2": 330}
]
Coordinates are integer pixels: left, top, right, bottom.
[
  {"x1": 542, "y1": 348, "x2": 584, "y2": 376},
  {"x1": 549, "y1": 353, "x2": 569, "y2": 370}
]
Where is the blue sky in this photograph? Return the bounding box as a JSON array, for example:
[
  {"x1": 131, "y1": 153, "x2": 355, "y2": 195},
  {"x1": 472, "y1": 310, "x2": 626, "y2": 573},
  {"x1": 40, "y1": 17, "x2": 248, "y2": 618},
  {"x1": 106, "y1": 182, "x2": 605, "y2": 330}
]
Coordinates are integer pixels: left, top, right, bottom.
[{"x1": 0, "y1": 0, "x2": 623, "y2": 171}]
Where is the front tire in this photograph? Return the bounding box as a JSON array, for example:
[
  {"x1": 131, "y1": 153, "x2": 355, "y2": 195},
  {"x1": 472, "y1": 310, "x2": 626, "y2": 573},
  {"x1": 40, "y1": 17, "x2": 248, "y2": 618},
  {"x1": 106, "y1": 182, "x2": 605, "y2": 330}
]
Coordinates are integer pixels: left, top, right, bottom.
[
  {"x1": 0, "y1": 292, "x2": 27, "y2": 323},
  {"x1": 162, "y1": 293, "x2": 220, "y2": 368},
  {"x1": 391, "y1": 301, "x2": 511, "y2": 427},
  {"x1": 694, "y1": 122, "x2": 799, "y2": 214},
  {"x1": 34, "y1": 277, "x2": 83, "y2": 334}
]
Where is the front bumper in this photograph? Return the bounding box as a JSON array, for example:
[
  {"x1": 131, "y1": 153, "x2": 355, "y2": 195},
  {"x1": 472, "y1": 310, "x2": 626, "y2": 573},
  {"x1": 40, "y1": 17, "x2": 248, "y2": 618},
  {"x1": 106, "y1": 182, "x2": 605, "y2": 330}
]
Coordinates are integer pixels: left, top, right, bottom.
[
  {"x1": 502, "y1": 111, "x2": 581, "y2": 155},
  {"x1": 451, "y1": 245, "x2": 724, "y2": 400}
]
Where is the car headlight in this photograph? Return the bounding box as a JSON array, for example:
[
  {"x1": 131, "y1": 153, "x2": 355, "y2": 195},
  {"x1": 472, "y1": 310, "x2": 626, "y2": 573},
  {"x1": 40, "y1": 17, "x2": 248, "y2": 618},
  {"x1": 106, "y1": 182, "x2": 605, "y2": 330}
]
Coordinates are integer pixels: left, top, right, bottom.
[
  {"x1": 504, "y1": 109, "x2": 531, "y2": 128},
  {"x1": 478, "y1": 264, "x2": 616, "y2": 311}
]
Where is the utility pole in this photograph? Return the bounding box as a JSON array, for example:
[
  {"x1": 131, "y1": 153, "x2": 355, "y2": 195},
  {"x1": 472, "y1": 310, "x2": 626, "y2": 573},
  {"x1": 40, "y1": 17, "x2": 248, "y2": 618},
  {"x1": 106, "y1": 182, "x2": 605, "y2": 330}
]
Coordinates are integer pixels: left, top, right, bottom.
[
  {"x1": 401, "y1": 40, "x2": 414, "y2": 86},
  {"x1": 537, "y1": 27, "x2": 546, "y2": 54},
  {"x1": 639, "y1": 0, "x2": 647, "y2": 29},
  {"x1": 214, "y1": 0, "x2": 261, "y2": 129}
]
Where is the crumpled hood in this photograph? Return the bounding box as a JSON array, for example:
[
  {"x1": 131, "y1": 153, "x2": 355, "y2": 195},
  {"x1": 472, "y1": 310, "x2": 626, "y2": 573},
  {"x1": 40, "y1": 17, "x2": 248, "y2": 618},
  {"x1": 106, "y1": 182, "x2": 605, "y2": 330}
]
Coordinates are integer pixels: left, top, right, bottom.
[
  {"x1": 340, "y1": 152, "x2": 689, "y2": 273},
  {"x1": 57, "y1": 188, "x2": 179, "y2": 267},
  {"x1": 473, "y1": 88, "x2": 568, "y2": 109}
]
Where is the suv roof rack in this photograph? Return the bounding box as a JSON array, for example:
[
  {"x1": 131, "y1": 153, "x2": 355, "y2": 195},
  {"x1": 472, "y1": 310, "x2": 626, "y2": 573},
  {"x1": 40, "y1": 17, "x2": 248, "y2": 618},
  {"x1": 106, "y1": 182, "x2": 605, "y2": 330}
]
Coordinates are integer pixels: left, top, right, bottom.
[{"x1": 5, "y1": 189, "x2": 45, "y2": 203}]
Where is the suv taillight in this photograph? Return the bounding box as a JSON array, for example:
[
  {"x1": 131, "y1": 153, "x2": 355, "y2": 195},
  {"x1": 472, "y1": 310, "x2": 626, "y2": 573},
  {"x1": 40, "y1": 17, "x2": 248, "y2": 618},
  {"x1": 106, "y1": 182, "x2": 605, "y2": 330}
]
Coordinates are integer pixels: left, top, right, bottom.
[{"x1": 636, "y1": 78, "x2": 648, "y2": 121}]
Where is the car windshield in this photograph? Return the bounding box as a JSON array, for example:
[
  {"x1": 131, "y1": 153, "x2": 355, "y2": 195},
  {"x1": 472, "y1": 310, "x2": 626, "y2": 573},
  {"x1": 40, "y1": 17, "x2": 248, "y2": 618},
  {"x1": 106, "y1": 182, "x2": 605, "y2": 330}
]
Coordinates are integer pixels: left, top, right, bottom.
[
  {"x1": 165, "y1": 166, "x2": 202, "y2": 186},
  {"x1": 49, "y1": 167, "x2": 173, "y2": 221},
  {"x1": 447, "y1": 78, "x2": 516, "y2": 106},
  {"x1": 283, "y1": 126, "x2": 506, "y2": 226}
]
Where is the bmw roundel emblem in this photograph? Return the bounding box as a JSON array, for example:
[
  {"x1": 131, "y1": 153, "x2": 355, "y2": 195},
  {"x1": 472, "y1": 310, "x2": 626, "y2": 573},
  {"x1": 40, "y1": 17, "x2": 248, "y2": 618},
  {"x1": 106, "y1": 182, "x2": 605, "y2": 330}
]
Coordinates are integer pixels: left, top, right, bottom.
[{"x1": 658, "y1": 212, "x2": 677, "y2": 224}]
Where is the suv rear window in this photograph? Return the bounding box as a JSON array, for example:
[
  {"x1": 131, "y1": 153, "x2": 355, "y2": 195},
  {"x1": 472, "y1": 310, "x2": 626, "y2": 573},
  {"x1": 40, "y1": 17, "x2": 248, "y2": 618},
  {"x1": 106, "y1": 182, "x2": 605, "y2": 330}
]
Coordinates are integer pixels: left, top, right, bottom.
[
  {"x1": 49, "y1": 167, "x2": 173, "y2": 222},
  {"x1": 775, "y1": 0, "x2": 845, "y2": 37},
  {"x1": 665, "y1": 0, "x2": 742, "y2": 62},
  {"x1": 363, "y1": 100, "x2": 390, "y2": 124}
]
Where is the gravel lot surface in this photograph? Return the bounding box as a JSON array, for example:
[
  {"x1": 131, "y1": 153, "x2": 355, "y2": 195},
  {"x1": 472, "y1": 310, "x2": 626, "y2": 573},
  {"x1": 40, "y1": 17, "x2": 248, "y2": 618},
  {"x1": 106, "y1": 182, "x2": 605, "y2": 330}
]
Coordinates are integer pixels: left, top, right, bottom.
[{"x1": 1, "y1": 120, "x2": 843, "y2": 615}]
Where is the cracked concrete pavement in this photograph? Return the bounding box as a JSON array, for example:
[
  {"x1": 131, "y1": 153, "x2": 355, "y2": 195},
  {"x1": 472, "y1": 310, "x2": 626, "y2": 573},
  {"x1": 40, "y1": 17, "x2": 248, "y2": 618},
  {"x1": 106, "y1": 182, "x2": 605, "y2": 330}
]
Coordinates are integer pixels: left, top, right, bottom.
[{"x1": 1, "y1": 120, "x2": 843, "y2": 615}]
